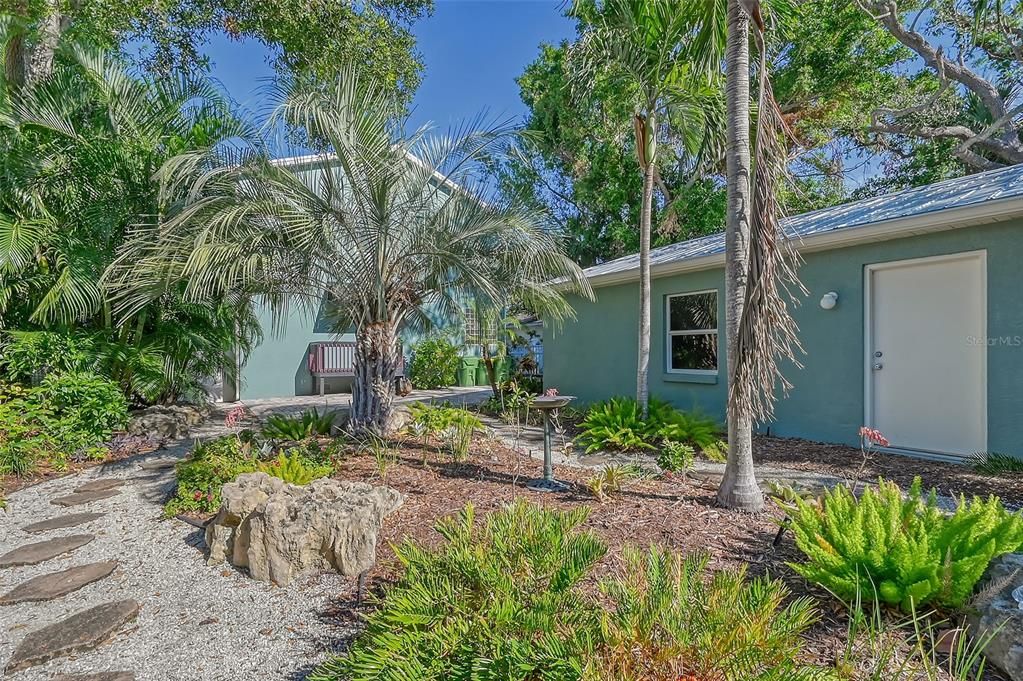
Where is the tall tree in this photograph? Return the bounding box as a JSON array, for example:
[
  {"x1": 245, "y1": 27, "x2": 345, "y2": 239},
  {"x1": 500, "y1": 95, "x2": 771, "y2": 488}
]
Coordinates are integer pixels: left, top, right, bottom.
[
  {"x1": 569, "y1": 0, "x2": 722, "y2": 416},
  {"x1": 107, "y1": 70, "x2": 590, "y2": 433},
  {"x1": 717, "y1": 0, "x2": 804, "y2": 511}
]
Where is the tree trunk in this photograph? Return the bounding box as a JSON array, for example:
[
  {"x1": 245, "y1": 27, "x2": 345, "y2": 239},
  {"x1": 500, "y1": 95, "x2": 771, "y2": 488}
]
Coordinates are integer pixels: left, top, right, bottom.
[
  {"x1": 636, "y1": 112, "x2": 656, "y2": 417},
  {"x1": 24, "y1": 0, "x2": 62, "y2": 86},
  {"x1": 4, "y1": 1, "x2": 28, "y2": 89},
  {"x1": 350, "y1": 321, "x2": 401, "y2": 435},
  {"x1": 718, "y1": 0, "x2": 764, "y2": 512}
]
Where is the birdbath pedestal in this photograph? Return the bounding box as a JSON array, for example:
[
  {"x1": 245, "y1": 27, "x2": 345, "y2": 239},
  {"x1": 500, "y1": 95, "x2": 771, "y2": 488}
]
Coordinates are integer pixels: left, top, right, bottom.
[{"x1": 526, "y1": 395, "x2": 575, "y2": 492}]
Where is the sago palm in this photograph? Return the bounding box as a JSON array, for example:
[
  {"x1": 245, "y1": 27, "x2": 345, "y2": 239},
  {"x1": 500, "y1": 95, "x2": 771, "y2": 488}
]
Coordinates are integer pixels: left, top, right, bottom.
[
  {"x1": 107, "y1": 70, "x2": 590, "y2": 432},
  {"x1": 569, "y1": 0, "x2": 724, "y2": 417}
]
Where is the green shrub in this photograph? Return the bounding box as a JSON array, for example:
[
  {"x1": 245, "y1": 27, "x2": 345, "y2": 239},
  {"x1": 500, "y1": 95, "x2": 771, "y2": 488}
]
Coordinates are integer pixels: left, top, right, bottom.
[
  {"x1": 784, "y1": 477, "x2": 1023, "y2": 612},
  {"x1": 407, "y1": 401, "x2": 483, "y2": 436},
  {"x1": 256, "y1": 449, "x2": 332, "y2": 485},
  {"x1": 311, "y1": 501, "x2": 606, "y2": 681},
  {"x1": 0, "y1": 378, "x2": 125, "y2": 476},
  {"x1": 657, "y1": 440, "x2": 695, "y2": 476},
  {"x1": 598, "y1": 547, "x2": 827, "y2": 681},
  {"x1": 578, "y1": 397, "x2": 722, "y2": 455},
  {"x1": 163, "y1": 435, "x2": 258, "y2": 516},
  {"x1": 261, "y1": 409, "x2": 336, "y2": 440},
  {"x1": 38, "y1": 372, "x2": 128, "y2": 443},
  {"x1": 407, "y1": 337, "x2": 459, "y2": 389},
  {"x1": 0, "y1": 331, "x2": 95, "y2": 383}
]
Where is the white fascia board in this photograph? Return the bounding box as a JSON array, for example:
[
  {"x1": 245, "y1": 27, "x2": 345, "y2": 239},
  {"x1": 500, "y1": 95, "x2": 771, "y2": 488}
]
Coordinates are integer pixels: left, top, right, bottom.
[{"x1": 579, "y1": 196, "x2": 1023, "y2": 290}]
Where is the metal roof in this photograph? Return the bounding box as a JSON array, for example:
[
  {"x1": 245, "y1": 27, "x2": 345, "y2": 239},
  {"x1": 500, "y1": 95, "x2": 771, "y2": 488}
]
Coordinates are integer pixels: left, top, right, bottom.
[{"x1": 581, "y1": 164, "x2": 1023, "y2": 281}]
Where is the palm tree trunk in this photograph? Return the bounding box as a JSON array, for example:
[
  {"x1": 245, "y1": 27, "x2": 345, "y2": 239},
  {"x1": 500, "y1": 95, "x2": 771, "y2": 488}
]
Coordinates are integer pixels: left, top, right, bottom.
[
  {"x1": 636, "y1": 113, "x2": 656, "y2": 417},
  {"x1": 24, "y1": 0, "x2": 62, "y2": 86},
  {"x1": 718, "y1": 0, "x2": 764, "y2": 512},
  {"x1": 4, "y1": 1, "x2": 28, "y2": 88},
  {"x1": 350, "y1": 321, "x2": 400, "y2": 435}
]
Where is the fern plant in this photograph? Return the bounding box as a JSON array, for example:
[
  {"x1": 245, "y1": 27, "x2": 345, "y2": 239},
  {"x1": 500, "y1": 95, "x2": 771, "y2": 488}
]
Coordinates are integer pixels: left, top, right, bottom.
[
  {"x1": 256, "y1": 450, "x2": 332, "y2": 485},
  {"x1": 784, "y1": 477, "x2": 1023, "y2": 612},
  {"x1": 310, "y1": 501, "x2": 606, "y2": 681},
  {"x1": 578, "y1": 397, "x2": 723, "y2": 456},
  {"x1": 578, "y1": 397, "x2": 657, "y2": 453},
  {"x1": 261, "y1": 409, "x2": 336, "y2": 441},
  {"x1": 598, "y1": 547, "x2": 830, "y2": 681}
]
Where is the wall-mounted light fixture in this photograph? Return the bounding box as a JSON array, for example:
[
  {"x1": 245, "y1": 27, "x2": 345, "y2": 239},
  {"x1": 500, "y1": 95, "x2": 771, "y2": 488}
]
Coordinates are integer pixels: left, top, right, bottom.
[{"x1": 819, "y1": 291, "x2": 839, "y2": 310}]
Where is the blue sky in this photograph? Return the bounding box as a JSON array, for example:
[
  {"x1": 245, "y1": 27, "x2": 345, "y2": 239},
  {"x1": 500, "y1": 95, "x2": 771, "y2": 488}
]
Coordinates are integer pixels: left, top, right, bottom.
[{"x1": 204, "y1": 1, "x2": 576, "y2": 132}]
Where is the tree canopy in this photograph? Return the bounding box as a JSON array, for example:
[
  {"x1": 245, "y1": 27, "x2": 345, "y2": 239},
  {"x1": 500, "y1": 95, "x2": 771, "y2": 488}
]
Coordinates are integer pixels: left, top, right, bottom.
[
  {"x1": 3, "y1": 0, "x2": 433, "y2": 105},
  {"x1": 505, "y1": 0, "x2": 1023, "y2": 267}
]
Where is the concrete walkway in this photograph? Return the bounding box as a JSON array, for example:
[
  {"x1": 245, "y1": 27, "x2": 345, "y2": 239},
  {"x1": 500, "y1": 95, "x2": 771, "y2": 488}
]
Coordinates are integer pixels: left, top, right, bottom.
[{"x1": 226, "y1": 386, "x2": 492, "y2": 418}]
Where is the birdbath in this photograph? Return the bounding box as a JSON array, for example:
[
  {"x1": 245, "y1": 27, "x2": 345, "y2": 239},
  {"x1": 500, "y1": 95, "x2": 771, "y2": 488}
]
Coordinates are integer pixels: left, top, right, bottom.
[{"x1": 526, "y1": 394, "x2": 575, "y2": 492}]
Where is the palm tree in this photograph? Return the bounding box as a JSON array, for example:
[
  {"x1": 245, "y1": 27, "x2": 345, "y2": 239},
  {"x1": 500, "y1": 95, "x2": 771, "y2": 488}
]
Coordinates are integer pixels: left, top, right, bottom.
[
  {"x1": 569, "y1": 0, "x2": 722, "y2": 417},
  {"x1": 107, "y1": 71, "x2": 590, "y2": 433},
  {"x1": 0, "y1": 45, "x2": 260, "y2": 402},
  {"x1": 717, "y1": 0, "x2": 804, "y2": 511}
]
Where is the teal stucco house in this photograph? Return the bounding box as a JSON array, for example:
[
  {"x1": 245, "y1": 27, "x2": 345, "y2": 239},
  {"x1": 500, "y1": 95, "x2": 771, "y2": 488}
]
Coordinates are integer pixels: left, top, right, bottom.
[
  {"x1": 544, "y1": 165, "x2": 1023, "y2": 460},
  {"x1": 220, "y1": 153, "x2": 474, "y2": 402}
]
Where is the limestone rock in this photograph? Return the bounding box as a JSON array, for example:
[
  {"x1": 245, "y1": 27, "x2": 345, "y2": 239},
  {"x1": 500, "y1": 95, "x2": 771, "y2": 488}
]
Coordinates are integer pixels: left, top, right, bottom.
[
  {"x1": 0, "y1": 535, "x2": 94, "y2": 568},
  {"x1": 126, "y1": 403, "x2": 209, "y2": 440},
  {"x1": 4, "y1": 599, "x2": 139, "y2": 673},
  {"x1": 52, "y1": 673, "x2": 135, "y2": 681},
  {"x1": 385, "y1": 405, "x2": 413, "y2": 435},
  {"x1": 0, "y1": 561, "x2": 118, "y2": 605},
  {"x1": 205, "y1": 472, "x2": 403, "y2": 586},
  {"x1": 968, "y1": 552, "x2": 1023, "y2": 681}
]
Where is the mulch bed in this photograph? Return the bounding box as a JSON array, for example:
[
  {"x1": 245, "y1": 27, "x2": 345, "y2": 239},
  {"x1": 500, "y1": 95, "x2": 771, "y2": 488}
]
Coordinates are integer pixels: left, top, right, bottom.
[
  {"x1": 753, "y1": 435, "x2": 1023, "y2": 508},
  {"x1": 0, "y1": 435, "x2": 162, "y2": 498},
  {"x1": 313, "y1": 433, "x2": 1013, "y2": 678}
]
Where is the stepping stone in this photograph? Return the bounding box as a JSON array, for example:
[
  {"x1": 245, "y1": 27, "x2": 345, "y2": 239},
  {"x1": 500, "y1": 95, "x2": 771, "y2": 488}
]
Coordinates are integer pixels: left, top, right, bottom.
[
  {"x1": 51, "y1": 489, "x2": 121, "y2": 507},
  {"x1": 21, "y1": 512, "x2": 104, "y2": 534},
  {"x1": 0, "y1": 535, "x2": 94, "y2": 569},
  {"x1": 0, "y1": 561, "x2": 118, "y2": 605},
  {"x1": 139, "y1": 458, "x2": 177, "y2": 471},
  {"x1": 74, "y1": 478, "x2": 125, "y2": 493},
  {"x1": 4, "y1": 599, "x2": 140, "y2": 673},
  {"x1": 53, "y1": 674, "x2": 135, "y2": 681}
]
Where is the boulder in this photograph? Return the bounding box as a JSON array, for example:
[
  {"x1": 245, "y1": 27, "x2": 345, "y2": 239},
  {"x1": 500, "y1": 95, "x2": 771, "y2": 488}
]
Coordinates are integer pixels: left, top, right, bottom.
[
  {"x1": 969, "y1": 553, "x2": 1023, "y2": 681},
  {"x1": 385, "y1": 405, "x2": 413, "y2": 434},
  {"x1": 126, "y1": 404, "x2": 210, "y2": 440},
  {"x1": 205, "y1": 472, "x2": 403, "y2": 586}
]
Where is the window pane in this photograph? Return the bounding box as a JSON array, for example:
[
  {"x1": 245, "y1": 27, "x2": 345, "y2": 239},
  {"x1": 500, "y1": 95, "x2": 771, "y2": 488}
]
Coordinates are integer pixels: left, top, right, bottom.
[
  {"x1": 669, "y1": 293, "x2": 717, "y2": 331},
  {"x1": 671, "y1": 333, "x2": 718, "y2": 371}
]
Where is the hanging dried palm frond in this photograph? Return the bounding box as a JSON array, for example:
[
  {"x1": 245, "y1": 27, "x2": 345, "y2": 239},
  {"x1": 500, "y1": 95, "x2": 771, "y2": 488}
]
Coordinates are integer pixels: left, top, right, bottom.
[{"x1": 728, "y1": 13, "x2": 806, "y2": 423}]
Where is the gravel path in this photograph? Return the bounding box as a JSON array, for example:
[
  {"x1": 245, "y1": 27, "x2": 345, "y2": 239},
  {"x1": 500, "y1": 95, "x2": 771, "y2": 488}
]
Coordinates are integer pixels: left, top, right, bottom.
[{"x1": 0, "y1": 426, "x2": 358, "y2": 680}]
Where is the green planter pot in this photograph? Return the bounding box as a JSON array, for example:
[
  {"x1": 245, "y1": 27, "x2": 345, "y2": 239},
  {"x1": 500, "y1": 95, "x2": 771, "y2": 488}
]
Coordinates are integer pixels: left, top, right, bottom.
[
  {"x1": 475, "y1": 362, "x2": 490, "y2": 387},
  {"x1": 457, "y1": 357, "x2": 479, "y2": 387}
]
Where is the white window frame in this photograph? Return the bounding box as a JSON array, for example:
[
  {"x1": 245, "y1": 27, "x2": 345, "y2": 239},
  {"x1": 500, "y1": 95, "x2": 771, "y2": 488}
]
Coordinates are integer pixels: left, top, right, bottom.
[{"x1": 665, "y1": 290, "x2": 719, "y2": 375}]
